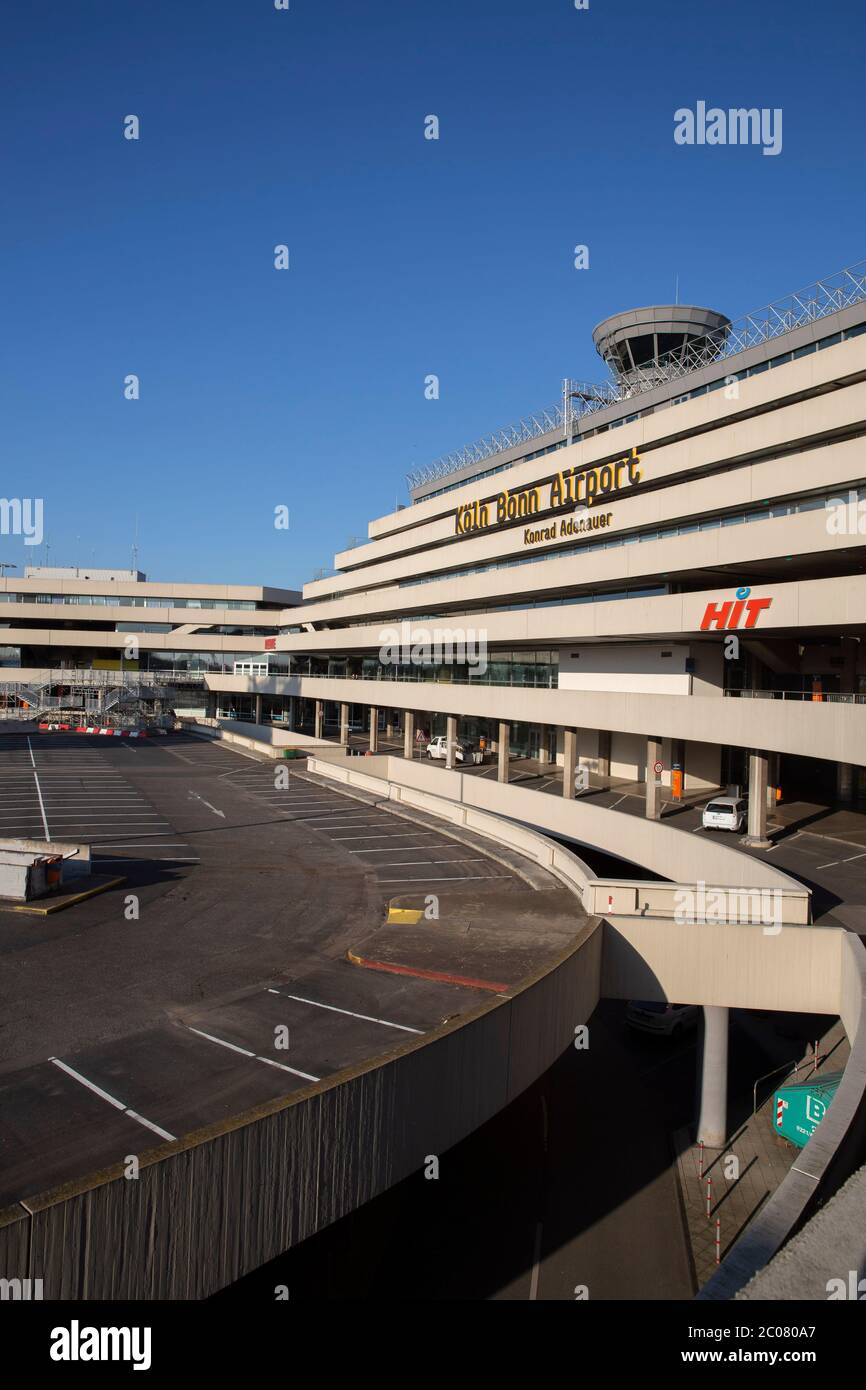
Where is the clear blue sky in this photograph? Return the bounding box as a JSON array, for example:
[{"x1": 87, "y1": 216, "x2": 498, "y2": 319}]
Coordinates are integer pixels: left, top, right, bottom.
[{"x1": 2, "y1": 0, "x2": 864, "y2": 589}]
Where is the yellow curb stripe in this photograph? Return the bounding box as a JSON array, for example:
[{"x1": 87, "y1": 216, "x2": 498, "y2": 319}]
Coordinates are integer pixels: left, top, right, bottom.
[{"x1": 1, "y1": 877, "x2": 126, "y2": 915}]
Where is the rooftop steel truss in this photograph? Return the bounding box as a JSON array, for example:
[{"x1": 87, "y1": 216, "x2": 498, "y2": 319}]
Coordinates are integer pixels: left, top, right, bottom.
[{"x1": 406, "y1": 257, "x2": 866, "y2": 491}]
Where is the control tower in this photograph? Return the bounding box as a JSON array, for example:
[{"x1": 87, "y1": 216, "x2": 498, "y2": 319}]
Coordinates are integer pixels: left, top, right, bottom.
[{"x1": 592, "y1": 303, "x2": 731, "y2": 386}]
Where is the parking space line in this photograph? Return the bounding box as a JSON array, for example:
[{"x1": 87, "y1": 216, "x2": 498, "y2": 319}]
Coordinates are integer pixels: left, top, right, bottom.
[
  {"x1": 378, "y1": 873, "x2": 512, "y2": 883},
  {"x1": 184, "y1": 1026, "x2": 320, "y2": 1082},
  {"x1": 29, "y1": 811, "x2": 170, "y2": 822},
  {"x1": 93, "y1": 855, "x2": 201, "y2": 863},
  {"x1": 49, "y1": 1057, "x2": 176, "y2": 1142},
  {"x1": 349, "y1": 845, "x2": 445, "y2": 854},
  {"x1": 26, "y1": 736, "x2": 50, "y2": 839},
  {"x1": 91, "y1": 842, "x2": 191, "y2": 848},
  {"x1": 266, "y1": 988, "x2": 424, "y2": 1034},
  {"x1": 297, "y1": 814, "x2": 384, "y2": 824},
  {"x1": 370, "y1": 857, "x2": 489, "y2": 868},
  {"x1": 331, "y1": 832, "x2": 441, "y2": 841}
]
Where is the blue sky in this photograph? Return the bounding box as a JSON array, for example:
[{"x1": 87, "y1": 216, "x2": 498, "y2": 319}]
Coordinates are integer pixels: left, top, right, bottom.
[{"x1": 1, "y1": 0, "x2": 864, "y2": 590}]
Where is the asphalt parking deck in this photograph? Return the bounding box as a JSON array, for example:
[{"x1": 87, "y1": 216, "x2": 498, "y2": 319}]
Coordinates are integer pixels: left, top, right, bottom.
[
  {"x1": 0, "y1": 733, "x2": 187, "y2": 858},
  {"x1": 216, "y1": 760, "x2": 520, "y2": 898},
  {"x1": 0, "y1": 730, "x2": 581, "y2": 1210}
]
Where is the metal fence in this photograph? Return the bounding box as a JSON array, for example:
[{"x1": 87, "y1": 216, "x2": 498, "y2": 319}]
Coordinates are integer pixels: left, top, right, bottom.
[{"x1": 725, "y1": 688, "x2": 866, "y2": 704}]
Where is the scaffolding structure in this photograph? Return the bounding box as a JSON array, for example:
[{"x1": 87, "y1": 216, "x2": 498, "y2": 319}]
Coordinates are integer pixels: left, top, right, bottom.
[{"x1": 0, "y1": 668, "x2": 206, "y2": 729}]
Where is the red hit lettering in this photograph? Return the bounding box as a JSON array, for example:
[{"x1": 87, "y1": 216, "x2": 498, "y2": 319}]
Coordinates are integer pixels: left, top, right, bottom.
[
  {"x1": 727, "y1": 600, "x2": 745, "y2": 629},
  {"x1": 700, "y1": 600, "x2": 733, "y2": 631},
  {"x1": 744, "y1": 597, "x2": 772, "y2": 628}
]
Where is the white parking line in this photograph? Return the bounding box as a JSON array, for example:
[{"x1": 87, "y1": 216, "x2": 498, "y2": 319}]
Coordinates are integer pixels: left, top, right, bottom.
[
  {"x1": 387, "y1": 857, "x2": 486, "y2": 866},
  {"x1": 378, "y1": 873, "x2": 512, "y2": 883},
  {"x1": 298, "y1": 815, "x2": 384, "y2": 825},
  {"x1": 26, "y1": 737, "x2": 50, "y2": 840},
  {"x1": 36, "y1": 803, "x2": 160, "y2": 811},
  {"x1": 350, "y1": 839, "x2": 447, "y2": 850},
  {"x1": 160, "y1": 746, "x2": 199, "y2": 765},
  {"x1": 91, "y1": 842, "x2": 191, "y2": 848},
  {"x1": 331, "y1": 832, "x2": 441, "y2": 841},
  {"x1": 49, "y1": 1057, "x2": 176, "y2": 1142},
  {"x1": 93, "y1": 856, "x2": 200, "y2": 863},
  {"x1": 43, "y1": 811, "x2": 166, "y2": 818},
  {"x1": 184, "y1": 1025, "x2": 319, "y2": 1082},
  {"x1": 33, "y1": 811, "x2": 170, "y2": 822},
  {"x1": 266, "y1": 988, "x2": 423, "y2": 1034}
]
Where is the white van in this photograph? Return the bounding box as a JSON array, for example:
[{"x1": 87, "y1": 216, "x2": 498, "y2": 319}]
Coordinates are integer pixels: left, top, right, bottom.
[
  {"x1": 701, "y1": 796, "x2": 747, "y2": 832},
  {"x1": 426, "y1": 735, "x2": 470, "y2": 763}
]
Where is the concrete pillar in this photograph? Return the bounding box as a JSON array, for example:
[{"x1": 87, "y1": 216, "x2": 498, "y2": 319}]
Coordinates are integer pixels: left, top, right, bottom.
[
  {"x1": 837, "y1": 762, "x2": 855, "y2": 803},
  {"x1": 339, "y1": 702, "x2": 349, "y2": 746},
  {"x1": 697, "y1": 1006, "x2": 729, "y2": 1149},
  {"x1": 645, "y1": 736, "x2": 663, "y2": 820},
  {"x1": 837, "y1": 638, "x2": 858, "y2": 800},
  {"x1": 537, "y1": 725, "x2": 550, "y2": 767},
  {"x1": 841, "y1": 634, "x2": 858, "y2": 694},
  {"x1": 404, "y1": 710, "x2": 415, "y2": 760},
  {"x1": 445, "y1": 714, "x2": 458, "y2": 770},
  {"x1": 744, "y1": 750, "x2": 770, "y2": 846},
  {"x1": 254, "y1": 694, "x2": 263, "y2": 725},
  {"x1": 206, "y1": 693, "x2": 217, "y2": 719},
  {"x1": 497, "y1": 721, "x2": 510, "y2": 783},
  {"x1": 369, "y1": 706, "x2": 379, "y2": 754},
  {"x1": 597, "y1": 729, "x2": 611, "y2": 783},
  {"x1": 314, "y1": 700, "x2": 324, "y2": 739},
  {"x1": 386, "y1": 715, "x2": 394, "y2": 738},
  {"x1": 562, "y1": 729, "x2": 577, "y2": 800}
]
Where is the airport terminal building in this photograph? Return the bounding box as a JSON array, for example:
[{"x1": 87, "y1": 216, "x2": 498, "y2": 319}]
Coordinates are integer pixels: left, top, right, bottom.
[{"x1": 4, "y1": 258, "x2": 866, "y2": 838}]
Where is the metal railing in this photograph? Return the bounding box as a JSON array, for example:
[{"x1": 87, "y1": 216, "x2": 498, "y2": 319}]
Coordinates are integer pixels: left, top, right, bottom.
[
  {"x1": 1, "y1": 668, "x2": 209, "y2": 690},
  {"x1": 407, "y1": 256, "x2": 866, "y2": 490},
  {"x1": 287, "y1": 668, "x2": 559, "y2": 689},
  {"x1": 726, "y1": 688, "x2": 866, "y2": 704}
]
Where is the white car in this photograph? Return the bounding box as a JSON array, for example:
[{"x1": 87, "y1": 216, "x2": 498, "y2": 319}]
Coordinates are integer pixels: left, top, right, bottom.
[
  {"x1": 426, "y1": 735, "x2": 470, "y2": 762},
  {"x1": 626, "y1": 1001, "x2": 700, "y2": 1039},
  {"x1": 702, "y1": 796, "x2": 747, "y2": 832}
]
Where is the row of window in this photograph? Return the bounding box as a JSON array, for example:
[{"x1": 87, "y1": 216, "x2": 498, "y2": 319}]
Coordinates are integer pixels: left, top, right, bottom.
[
  {"x1": 2, "y1": 648, "x2": 561, "y2": 689},
  {"x1": 0, "y1": 593, "x2": 265, "y2": 610},
  {"x1": 266, "y1": 650, "x2": 562, "y2": 688}
]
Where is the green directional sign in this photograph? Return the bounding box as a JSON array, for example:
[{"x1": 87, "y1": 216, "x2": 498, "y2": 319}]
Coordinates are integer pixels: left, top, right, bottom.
[{"x1": 772, "y1": 1072, "x2": 843, "y2": 1148}]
